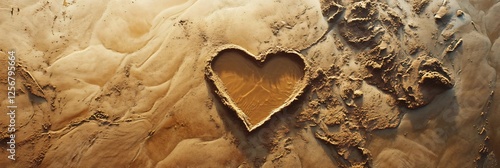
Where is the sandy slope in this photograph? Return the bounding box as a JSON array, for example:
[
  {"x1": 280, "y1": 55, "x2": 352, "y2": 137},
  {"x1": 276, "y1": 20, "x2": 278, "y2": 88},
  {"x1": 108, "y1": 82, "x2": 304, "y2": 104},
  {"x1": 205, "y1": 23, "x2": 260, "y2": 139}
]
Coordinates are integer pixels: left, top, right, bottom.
[{"x1": 0, "y1": 0, "x2": 498, "y2": 167}]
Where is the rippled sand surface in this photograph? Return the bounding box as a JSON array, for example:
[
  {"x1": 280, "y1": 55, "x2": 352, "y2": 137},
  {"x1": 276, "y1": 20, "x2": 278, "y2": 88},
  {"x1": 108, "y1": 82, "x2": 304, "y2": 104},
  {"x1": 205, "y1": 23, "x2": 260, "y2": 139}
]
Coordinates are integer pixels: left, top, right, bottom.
[{"x1": 0, "y1": 0, "x2": 499, "y2": 167}]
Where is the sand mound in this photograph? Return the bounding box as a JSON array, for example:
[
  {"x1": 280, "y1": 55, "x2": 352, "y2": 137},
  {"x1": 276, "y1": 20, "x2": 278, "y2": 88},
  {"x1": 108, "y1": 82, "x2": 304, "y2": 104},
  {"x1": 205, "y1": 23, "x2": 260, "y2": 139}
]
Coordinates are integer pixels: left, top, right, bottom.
[{"x1": 0, "y1": 0, "x2": 498, "y2": 167}]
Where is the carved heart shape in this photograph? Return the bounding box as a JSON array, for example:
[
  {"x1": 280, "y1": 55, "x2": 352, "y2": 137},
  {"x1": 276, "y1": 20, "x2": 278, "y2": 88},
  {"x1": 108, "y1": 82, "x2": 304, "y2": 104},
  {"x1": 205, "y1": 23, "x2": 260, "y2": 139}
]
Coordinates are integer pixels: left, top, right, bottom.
[{"x1": 206, "y1": 45, "x2": 310, "y2": 131}]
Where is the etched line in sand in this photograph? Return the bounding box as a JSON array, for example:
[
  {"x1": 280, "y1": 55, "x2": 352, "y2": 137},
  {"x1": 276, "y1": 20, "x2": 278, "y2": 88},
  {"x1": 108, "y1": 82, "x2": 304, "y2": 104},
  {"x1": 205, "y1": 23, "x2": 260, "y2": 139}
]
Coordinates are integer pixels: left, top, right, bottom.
[{"x1": 206, "y1": 45, "x2": 310, "y2": 131}]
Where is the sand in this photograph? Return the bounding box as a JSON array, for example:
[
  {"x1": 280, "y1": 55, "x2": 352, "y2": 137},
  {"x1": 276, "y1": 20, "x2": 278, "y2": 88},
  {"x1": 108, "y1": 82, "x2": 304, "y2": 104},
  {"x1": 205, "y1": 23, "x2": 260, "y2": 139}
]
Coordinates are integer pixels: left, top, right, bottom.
[
  {"x1": 0, "y1": 0, "x2": 499, "y2": 167},
  {"x1": 208, "y1": 46, "x2": 309, "y2": 131}
]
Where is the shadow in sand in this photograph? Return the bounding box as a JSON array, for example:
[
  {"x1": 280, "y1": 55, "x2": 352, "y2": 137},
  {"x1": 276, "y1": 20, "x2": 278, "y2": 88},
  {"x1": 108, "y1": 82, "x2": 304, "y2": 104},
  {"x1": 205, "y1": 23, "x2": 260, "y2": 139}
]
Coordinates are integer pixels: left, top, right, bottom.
[{"x1": 205, "y1": 74, "x2": 315, "y2": 166}]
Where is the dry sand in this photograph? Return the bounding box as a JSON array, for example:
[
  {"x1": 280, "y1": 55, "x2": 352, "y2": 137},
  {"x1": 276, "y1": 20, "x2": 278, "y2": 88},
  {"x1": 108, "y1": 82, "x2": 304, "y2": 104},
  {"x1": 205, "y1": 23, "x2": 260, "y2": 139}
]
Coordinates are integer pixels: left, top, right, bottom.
[
  {"x1": 208, "y1": 46, "x2": 309, "y2": 131},
  {"x1": 0, "y1": 0, "x2": 499, "y2": 167}
]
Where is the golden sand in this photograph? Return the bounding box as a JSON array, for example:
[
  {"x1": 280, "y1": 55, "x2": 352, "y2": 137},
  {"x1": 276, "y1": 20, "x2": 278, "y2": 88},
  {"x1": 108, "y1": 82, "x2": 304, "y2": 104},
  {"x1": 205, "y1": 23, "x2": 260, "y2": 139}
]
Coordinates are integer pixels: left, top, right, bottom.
[
  {"x1": 0, "y1": 0, "x2": 499, "y2": 167},
  {"x1": 212, "y1": 48, "x2": 305, "y2": 127}
]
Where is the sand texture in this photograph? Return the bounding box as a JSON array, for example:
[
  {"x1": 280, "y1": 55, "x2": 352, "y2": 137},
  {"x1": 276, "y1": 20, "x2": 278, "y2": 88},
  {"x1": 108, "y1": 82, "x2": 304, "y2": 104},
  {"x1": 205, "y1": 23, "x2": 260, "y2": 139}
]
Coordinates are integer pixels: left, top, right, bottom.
[
  {"x1": 207, "y1": 46, "x2": 310, "y2": 131},
  {"x1": 0, "y1": 0, "x2": 499, "y2": 167}
]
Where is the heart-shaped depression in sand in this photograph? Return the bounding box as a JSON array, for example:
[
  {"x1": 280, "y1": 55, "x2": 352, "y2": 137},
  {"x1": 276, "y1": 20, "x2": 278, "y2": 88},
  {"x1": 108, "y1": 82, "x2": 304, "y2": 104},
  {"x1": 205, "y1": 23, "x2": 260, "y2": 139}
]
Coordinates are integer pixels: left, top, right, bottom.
[{"x1": 206, "y1": 46, "x2": 309, "y2": 131}]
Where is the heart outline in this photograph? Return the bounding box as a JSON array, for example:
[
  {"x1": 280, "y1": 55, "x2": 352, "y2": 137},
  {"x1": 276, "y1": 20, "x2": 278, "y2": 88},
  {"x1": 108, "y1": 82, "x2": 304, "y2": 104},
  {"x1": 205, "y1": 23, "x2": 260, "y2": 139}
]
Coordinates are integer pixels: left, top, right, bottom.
[{"x1": 205, "y1": 45, "x2": 310, "y2": 131}]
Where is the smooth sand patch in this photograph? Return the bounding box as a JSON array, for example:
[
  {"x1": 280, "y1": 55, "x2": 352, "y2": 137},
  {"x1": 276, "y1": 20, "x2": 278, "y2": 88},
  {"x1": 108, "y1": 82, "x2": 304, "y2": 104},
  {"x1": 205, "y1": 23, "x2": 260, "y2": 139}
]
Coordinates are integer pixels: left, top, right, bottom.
[{"x1": 207, "y1": 46, "x2": 309, "y2": 131}]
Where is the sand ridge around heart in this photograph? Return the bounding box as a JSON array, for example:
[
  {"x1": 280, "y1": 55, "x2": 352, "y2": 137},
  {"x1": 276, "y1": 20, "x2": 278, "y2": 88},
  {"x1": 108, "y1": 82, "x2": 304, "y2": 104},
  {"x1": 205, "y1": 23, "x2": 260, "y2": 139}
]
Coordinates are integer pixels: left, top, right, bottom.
[{"x1": 205, "y1": 45, "x2": 311, "y2": 131}]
